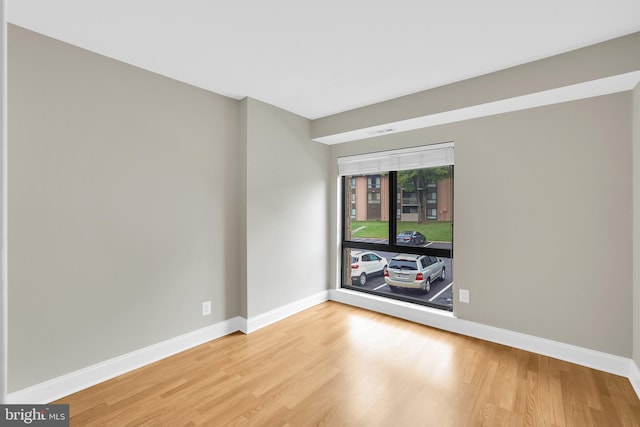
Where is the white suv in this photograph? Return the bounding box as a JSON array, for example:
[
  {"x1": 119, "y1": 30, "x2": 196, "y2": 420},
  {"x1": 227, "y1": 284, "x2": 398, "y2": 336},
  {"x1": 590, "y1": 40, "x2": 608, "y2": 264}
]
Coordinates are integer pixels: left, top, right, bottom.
[
  {"x1": 384, "y1": 254, "x2": 445, "y2": 293},
  {"x1": 350, "y1": 251, "x2": 388, "y2": 286}
]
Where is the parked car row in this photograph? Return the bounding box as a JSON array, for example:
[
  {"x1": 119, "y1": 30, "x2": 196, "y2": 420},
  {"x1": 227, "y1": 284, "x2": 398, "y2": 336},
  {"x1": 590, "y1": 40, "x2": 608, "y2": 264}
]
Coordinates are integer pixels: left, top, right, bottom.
[{"x1": 350, "y1": 249, "x2": 446, "y2": 294}]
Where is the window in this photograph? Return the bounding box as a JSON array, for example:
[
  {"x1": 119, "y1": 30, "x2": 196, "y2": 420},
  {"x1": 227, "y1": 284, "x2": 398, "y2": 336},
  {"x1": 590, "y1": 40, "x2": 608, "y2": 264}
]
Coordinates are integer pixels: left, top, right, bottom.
[
  {"x1": 344, "y1": 173, "x2": 389, "y2": 241},
  {"x1": 339, "y1": 143, "x2": 454, "y2": 310},
  {"x1": 367, "y1": 176, "x2": 381, "y2": 189}
]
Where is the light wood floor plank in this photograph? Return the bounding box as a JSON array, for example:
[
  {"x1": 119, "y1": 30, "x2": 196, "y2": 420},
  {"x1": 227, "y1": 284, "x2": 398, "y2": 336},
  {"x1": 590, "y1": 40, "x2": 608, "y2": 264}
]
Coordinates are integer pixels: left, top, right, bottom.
[{"x1": 53, "y1": 301, "x2": 640, "y2": 426}]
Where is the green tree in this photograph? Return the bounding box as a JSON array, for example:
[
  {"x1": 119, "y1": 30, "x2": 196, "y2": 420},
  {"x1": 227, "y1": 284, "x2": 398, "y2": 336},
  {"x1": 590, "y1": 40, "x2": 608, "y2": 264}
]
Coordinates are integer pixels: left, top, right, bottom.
[{"x1": 398, "y1": 167, "x2": 451, "y2": 223}]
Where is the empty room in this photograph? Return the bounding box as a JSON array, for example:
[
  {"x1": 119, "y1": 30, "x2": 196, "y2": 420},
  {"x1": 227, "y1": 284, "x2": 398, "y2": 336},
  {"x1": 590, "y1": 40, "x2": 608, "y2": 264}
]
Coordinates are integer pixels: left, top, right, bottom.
[{"x1": 2, "y1": 1, "x2": 640, "y2": 425}]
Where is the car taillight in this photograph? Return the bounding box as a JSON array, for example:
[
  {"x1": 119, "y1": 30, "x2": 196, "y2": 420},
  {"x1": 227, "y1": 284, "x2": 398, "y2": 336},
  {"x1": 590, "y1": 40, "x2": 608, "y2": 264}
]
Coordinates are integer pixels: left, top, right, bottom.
[
  {"x1": 416, "y1": 272, "x2": 424, "y2": 280},
  {"x1": 352, "y1": 264, "x2": 359, "y2": 269},
  {"x1": 384, "y1": 269, "x2": 389, "y2": 277}
]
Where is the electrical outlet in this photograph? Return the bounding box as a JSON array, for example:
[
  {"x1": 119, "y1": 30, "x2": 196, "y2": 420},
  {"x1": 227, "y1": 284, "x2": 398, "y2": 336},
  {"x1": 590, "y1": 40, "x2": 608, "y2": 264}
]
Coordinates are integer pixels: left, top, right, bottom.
[
  {"x1": 202, "y1": 301, "x2": 211, "y2": 316},
  {"x1": 459, "y1": 289, "x2": 470, "y2": 303}
]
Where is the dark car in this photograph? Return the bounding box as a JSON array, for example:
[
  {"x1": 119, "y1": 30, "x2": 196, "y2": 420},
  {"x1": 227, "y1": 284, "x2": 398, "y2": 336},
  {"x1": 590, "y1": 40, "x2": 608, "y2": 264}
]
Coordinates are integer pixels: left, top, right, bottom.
[{"x1": 396, "y1": 230, "x2": 427, "y2": 246}]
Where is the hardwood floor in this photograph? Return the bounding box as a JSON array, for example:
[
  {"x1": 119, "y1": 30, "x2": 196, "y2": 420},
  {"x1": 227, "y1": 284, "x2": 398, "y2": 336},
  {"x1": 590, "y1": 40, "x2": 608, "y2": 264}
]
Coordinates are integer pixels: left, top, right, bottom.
[{"x1": 53, "y1": 302, "x2": 640, "y2": 426}]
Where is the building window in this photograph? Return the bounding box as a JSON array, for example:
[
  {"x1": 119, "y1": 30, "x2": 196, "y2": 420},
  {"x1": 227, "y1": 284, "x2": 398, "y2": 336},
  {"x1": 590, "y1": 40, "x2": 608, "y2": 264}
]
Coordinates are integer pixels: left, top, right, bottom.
[{"x1": 367, "y1": 176, "x2": 381, "y2": 189}]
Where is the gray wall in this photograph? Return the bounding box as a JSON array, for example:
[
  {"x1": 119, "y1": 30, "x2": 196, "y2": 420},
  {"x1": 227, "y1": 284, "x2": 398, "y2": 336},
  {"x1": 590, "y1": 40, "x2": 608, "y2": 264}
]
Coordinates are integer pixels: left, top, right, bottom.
[
  {"x1": 330, "y1": 93, "x2": 633, "y2": 357},
  {"x1": 312, "y1": 32, "x2": 640, "y2": 140},
  {"x1": 634, "y1": 82, "x2": 640, "y2": 367},
  {"x1": 0, "y1": 0, "x2": 6, "y2": 404},
  {"x1": 8, "y1": 25, "x2": 241, "y2": 391},
  {"x1": 8, "y1": 25, "x2": 331, "y2": 393},
  {"x1": 238, "y1": 100, "x2": 249, "y2": 319},
  {"x1": 324, "y1": 32, "x2": 640, "y2": 359},
  {"x1": 244, "y1": 98, "x2": 329, "y2": 317}
]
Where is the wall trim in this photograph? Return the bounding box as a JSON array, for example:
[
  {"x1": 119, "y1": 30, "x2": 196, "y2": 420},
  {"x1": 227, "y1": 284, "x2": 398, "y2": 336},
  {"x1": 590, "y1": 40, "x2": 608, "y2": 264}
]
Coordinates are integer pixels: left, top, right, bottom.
[
  {"x1": 7, "y1": 316, "x2": 244, "y2": 404},
  {"x1": 329, "y1": 289, "x2": 636, "y2": 388},
  {"x1": 243, "y1": 290, "x2": 329, "y2": 334},
  {"x1": 7, "y1": 291, "x2": 329, "y2": 404},
  {"x1": 630, "y1": 360, "x2": 640, "y2": 399},
  {"x1": 7, "y1": 290, "x2": 638, "y2": 404}
]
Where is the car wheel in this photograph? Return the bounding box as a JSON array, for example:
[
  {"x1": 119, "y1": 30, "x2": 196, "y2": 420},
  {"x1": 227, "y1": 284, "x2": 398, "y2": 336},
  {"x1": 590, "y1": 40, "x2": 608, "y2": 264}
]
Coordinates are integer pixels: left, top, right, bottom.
[
  {"x1": 388, "y1": 285, "x2": 398, "y2": 292},
  {"x1": 359, "y1": 273, "x2": 367, "y2": 286},
  {"x1": 440, "y1": 267, "x2": 446, "y2": 281},
  {"x1": 422, "y1": 278, "x2": 431, "y2": 293}
]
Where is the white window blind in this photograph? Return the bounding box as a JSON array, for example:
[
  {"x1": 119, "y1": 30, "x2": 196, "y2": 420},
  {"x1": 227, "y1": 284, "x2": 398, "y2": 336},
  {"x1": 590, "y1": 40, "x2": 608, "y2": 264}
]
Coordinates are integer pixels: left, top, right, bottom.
[{"x1": 337, "y1": 142, "x2": 454, "y2": 176}]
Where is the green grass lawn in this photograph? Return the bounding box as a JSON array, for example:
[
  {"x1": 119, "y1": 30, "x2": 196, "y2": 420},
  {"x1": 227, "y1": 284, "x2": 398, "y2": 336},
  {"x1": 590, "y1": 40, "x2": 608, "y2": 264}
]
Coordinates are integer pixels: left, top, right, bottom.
[{"x1": 350, "y1": 220, "x2": 452, "y2": 242}]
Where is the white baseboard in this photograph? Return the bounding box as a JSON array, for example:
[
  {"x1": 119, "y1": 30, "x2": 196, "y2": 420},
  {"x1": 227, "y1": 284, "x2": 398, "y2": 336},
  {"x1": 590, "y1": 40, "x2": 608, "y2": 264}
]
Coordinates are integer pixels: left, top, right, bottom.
[
  {"x1": 243, "y1": 290, "x2": 329, "y2": 333},
  {"x1": 6, "y1": 291, "x2": 329, "y2": 404},
  {"x1": 330, "y1": 289, "x2": 635, "y2": 382},
  {"x1": 630, "y1": 360, "x2": 640, "y2": 398},
  {"x1": 7, "y1": 316, "x2": 244, "y2": 404},
  {"x1": 7, "y1": 289, "x2": 639, "y2": 404}
]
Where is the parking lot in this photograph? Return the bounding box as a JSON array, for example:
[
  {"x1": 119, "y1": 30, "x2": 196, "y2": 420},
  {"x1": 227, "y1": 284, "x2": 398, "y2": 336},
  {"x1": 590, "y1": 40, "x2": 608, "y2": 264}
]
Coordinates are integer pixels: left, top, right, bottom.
[{"x1": 347, "y1": 244, "x2": 453, "y2": 309}]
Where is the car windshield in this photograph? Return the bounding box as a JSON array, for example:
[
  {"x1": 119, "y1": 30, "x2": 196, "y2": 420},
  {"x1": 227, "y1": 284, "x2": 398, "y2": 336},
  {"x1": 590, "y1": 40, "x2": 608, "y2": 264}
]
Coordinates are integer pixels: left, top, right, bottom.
[
  {"x1": 351, "y1": 256, "x2": 358, "y2": 263},
  {"x1": 389, "y1": 260, "x2": 417, "y2": 270}
]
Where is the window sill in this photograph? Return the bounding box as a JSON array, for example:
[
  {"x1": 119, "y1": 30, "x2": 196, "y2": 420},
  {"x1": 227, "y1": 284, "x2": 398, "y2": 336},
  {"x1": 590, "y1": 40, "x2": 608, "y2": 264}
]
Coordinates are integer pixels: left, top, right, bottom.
[{"x1": 328, "y1": 288, "x2": 455, "y2": 329}]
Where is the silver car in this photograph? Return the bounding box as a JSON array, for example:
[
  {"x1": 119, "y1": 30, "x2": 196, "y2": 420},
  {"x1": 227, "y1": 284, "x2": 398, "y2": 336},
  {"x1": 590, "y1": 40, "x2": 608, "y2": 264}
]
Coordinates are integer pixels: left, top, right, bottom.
[{"x1": 384, "y1": 254, "x2": 445, "y2": 293}]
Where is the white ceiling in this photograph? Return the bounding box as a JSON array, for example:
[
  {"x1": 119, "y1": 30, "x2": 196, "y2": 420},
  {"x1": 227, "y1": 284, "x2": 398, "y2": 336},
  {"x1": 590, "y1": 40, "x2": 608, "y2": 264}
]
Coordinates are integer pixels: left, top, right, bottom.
[{"x1": 7, "y1": 0, "x2": 640, "y2": 120}]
